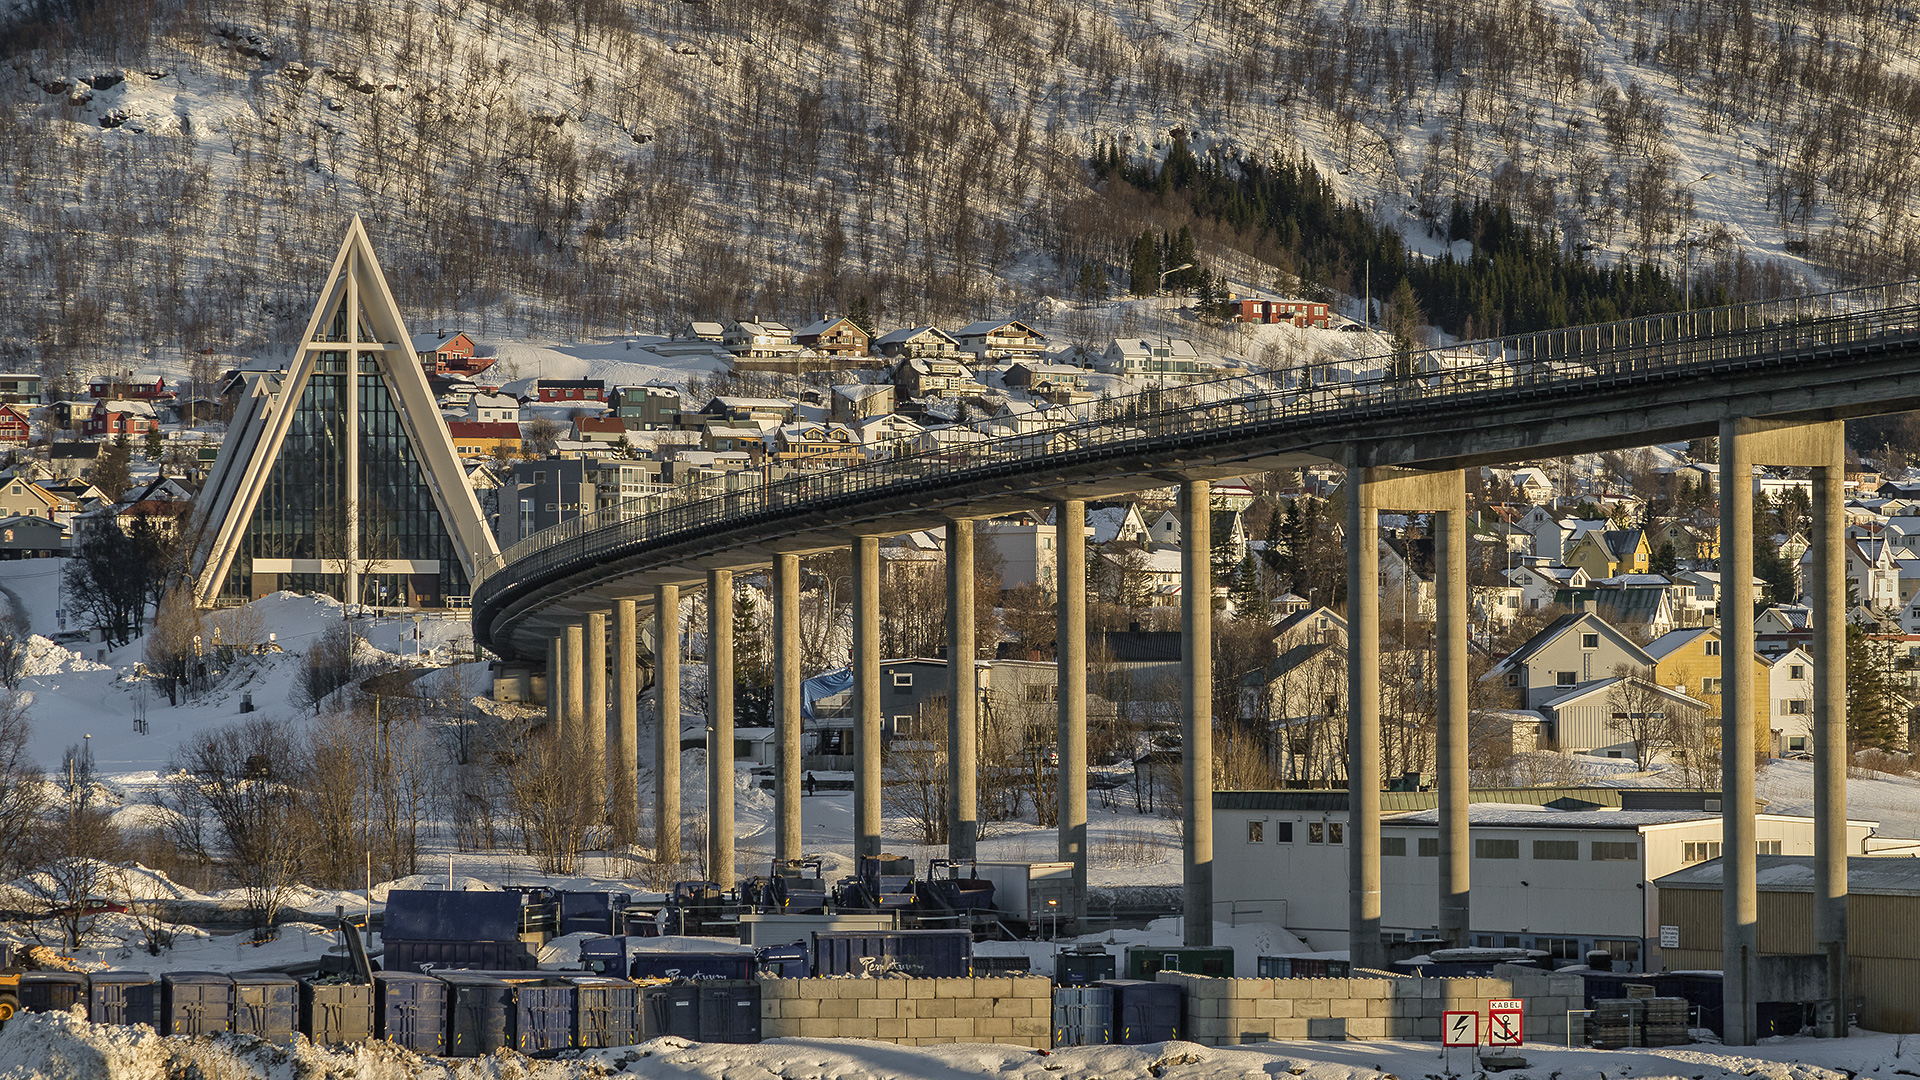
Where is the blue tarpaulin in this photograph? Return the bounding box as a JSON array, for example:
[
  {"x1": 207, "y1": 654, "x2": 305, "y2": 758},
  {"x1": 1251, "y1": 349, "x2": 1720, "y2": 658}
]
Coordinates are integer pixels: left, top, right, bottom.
[{"x1": 800, "y1": 667, "x2": 854, "y2": 719}]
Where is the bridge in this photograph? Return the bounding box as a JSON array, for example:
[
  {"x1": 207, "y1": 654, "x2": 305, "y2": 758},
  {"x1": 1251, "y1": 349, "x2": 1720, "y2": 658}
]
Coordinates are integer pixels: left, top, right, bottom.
[{"x1": 475, "y1": 280, "x2": 1920, "y2": 1044}]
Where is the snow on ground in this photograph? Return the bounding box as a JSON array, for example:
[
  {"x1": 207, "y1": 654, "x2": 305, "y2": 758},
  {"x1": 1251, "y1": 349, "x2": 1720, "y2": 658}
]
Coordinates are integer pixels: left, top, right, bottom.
[{"x1": 3, "y1": 1008, "x2": 1919, "y2": 1080}]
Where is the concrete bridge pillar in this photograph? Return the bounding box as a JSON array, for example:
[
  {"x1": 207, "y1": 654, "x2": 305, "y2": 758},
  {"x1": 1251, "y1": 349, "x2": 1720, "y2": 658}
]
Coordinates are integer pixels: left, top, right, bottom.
[
  {"x1": 562, "y1": 622, "x2": 584, "y2": 743},
  {"x1": 654, "y1": 584, "x2": 681, "y2": 867},
  {"x1": 1719, "y1": 418, "x2": 1848, "y2": 1045},
  {"x1": 584, "y1": 612, "x2": 607, "y2": 819},
  {"x1": 613, "y1": 599, "x2": 639, "y2": 846},
  {"x1": 1057, "y1": 499, "x2": 1088, "y2": 906},
  {"x1": 707, "y1": 569, "x2": 736, "y2": 889},
  {"x1": 1180, "y1": 480, "x2": 1214, "y2": 947},
  {"x1": 774, "y1": 553, "x2": 803, "y2": 864},
  {"x1": 853, "y1": 536, "x2": 883, "y2": 862},
  {"x1": 945, "y1": 519, "x2": 978, "y2": 860},
  {"x1": 1347, "y1": 463, "x2": 1467, "y2": 971},
  {"x1": 545, "y1": 635, "x2": 561, "y2": 734}
]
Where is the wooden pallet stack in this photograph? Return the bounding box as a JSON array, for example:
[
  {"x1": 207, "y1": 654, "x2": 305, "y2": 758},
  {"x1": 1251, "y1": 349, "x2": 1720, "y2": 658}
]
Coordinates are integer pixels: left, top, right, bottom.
[{"x1": 1642, "y1": 997, "x2": 1691, "y2": 1047}]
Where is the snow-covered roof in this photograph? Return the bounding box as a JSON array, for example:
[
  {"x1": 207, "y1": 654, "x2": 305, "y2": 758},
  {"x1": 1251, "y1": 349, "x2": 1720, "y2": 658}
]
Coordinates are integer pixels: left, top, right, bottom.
[{"x1": 1387, "y1": 803, "x2": 1717, "y2": 829}]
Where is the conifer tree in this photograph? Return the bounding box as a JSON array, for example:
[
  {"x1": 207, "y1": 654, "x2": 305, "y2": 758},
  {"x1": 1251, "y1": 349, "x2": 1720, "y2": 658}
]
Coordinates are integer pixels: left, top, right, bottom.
[{"x1": 1129, "y1": 230, "x2": 1160, "y2": 296}]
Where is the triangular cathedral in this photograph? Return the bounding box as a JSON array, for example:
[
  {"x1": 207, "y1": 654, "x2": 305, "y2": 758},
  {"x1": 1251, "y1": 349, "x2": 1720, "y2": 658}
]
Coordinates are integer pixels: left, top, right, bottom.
[{"x1": 189, "y1": 217, "x2": 497, "y2": 608}]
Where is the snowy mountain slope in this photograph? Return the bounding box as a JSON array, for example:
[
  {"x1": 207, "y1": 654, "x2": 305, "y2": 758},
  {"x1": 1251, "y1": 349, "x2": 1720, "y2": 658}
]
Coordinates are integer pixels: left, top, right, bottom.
[{"x1": 1, "y1": 0, "x2": 1915, "y2": 375}]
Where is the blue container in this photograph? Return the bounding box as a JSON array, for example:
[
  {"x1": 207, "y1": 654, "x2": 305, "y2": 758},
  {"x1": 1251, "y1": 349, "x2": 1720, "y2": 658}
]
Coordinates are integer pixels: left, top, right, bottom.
[
  {"x1": 299, "y1": 980, "x2": 373, "y2": 1044},
  {"x1": 89, "y1": 972, "x2": 157, "y2": 1028},
  {"x1": 373, "y1": 971, "x2": 446, "y2": 1054},
  {"x1": 697, "y1": 982, "x2": 761, "y2": 1044},
  {"x1": 19, "y1": 972, "x2": 88, "y2": 1014},
  {"x1": 1057, "y1": 951, "x2": 1117, "y2": 986},
  {"x1": 383, "y1": 938, "x2": 536, "y2": 973},
  {"x1": 568, "y1": 976, "x2": 640, "y2": 1049},
  {"x1": 383, "y1": 889, "x2": 525, "y2": 942},
  {"x1": 232, "y1": 973, "x2": 298, "y2": 1040},
  {"x1": 627, "y1": 951, "x2": 755, "y2": 981},
  {"x1": 558, "y1": 892, "x2": 628, "y2": 937},
  {"x1": 1101, "y1": 979, "x2": 1181, "y2": 1044},
  {"x1": 813, "y1": 930, "x2": 972, "y2": 978},
  {"x1": 580, "y1": 936, "x2": 627, "y2": 976},
  {"x1": 756, "y1": 944, "x2": 810, "y2": 979},
  {"x1": 494, "y1": 977, "x2": 575, "y2": 1055},
  {"x1": 1053, "y1": 985, "x2": 1114, "y2": 1046},
  {"x1": 437, "y1": 972, "x2": 515, "y2": 1057},
  {"x1": 162, "y1": 972, "x2": 233, "y2": 1036},
  {"x1": 641, "y1": 984, "x2": 701, "y2": 1039}
]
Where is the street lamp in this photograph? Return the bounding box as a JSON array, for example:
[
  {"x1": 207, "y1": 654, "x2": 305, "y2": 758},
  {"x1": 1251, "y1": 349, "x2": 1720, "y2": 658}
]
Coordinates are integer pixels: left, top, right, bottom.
[
  {"x1": 1158, "y1": 262, "x2": 1194, "y2": 294},
  {"x1": 1676, "y1": 173, "x2": 1714, "y2": 312}
]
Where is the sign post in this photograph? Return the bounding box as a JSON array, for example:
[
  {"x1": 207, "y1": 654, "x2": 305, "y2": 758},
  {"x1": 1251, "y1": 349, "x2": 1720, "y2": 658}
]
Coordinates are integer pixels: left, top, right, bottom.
[
  {"x1": 1442, "y1": 1009, "x2": 1478, "y2": 1074},
  {"x1": 1486, "y1": 999, "x2": 1524, "y2": 1047}
]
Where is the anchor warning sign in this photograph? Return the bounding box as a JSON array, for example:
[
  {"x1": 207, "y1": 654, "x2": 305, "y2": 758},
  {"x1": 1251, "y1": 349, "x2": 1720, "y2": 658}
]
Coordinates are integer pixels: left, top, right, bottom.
[{"x1": 1486, "y1": 999, "x2": 1524, "y2": 1046}]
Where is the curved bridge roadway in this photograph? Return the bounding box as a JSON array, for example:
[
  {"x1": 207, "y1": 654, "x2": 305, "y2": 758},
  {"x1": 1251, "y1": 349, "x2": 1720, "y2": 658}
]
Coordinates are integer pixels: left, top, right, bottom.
[{"x1": 476, "y1": 279, "x2": 1920, "y2": 1046}]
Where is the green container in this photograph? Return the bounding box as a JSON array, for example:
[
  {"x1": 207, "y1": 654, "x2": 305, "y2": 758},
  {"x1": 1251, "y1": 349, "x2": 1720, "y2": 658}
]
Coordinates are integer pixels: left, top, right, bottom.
[{"x1": 1124, "y1": 946, "x2": 1233, "y2": 980}]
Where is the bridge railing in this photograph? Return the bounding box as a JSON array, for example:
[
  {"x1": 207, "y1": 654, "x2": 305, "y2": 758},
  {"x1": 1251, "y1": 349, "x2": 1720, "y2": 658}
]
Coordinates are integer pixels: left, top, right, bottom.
[{"x1": 474, "y1": 278, "x2": 1920, "y2": 603}]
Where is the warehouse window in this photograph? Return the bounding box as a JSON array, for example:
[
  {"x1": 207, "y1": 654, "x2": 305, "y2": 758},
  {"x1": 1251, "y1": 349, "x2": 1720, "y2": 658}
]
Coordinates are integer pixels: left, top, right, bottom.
[
  {"x1": 1274, "y1": 822, "x2": 1293, "y2": 843},
  {"x1": 1476, "y1": 838, "x2": 1520, "y2": 859},
  {"x1": 1308, "y1": 823, "x2": 1324, "y2": 843},
  {"x1": 1592, "y1": 841, "x2": 1639, "y2": 861},
  {"x1": 1533, "y1": 840, "x2": 1579, "y2": 860},
  {"x1": 1418, "y1": 837, "x2": 1439, "y2": 857},
  {"x1": 1247, "y1": 821, "x2": 1264, "y2": 843},
  {"x1": 1536, "y1": 936, "x2": 1582, "y2": 962},
  {"x1": 1683, "y1": 841, "x2": 1722, "y2": 863},
  {"x1": 1593, "y1": 939, "x2": 1640, "y2": 966},
  {"x1": 1757, "y1": 839, "x2": 1782, "y2": 855},
  {"x1": 1382, "y1": 837, "x2": 1406, "y2": 856},
  {"x1": 1328, "y1": 823, "x2": 1344, "y2": 844}
]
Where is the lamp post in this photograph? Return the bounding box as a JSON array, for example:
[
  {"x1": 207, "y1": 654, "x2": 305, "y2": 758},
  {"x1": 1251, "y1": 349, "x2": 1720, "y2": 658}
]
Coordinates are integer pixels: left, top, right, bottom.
[
  {"x1": 1677, "y1": 173, "x2": 1714, "y2": 312},
  {"x1": 1157, "y1": 262, "x2": 1194, "y2": 294}
]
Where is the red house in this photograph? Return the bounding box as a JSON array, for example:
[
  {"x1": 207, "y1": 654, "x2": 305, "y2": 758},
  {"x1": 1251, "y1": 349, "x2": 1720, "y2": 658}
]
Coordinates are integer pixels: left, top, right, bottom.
[
  {"x1": 534, "y1": 379, "x2": 606, "y2": 403},
  {"x1": 0, "y1": 405, "x2": 29, "y2": 447},
  {"x1": 412, "y1": 331, "x2": 497, "y2": 377},
  {"x1": 1236, "y1": 297, "x2": 1330, "y2": 328},
  {"x1": 84, "y1": 400, "x2": 157, "y2": 437},
  {"x1": 89, "y1": 374, "x2": 169, "y2": 400}
]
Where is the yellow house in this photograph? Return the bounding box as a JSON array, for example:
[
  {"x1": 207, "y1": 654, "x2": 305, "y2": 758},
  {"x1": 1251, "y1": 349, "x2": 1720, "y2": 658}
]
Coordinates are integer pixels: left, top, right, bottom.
[
  {"x1": 1566, "y1": 528, "x2": 1652, "y2": 580},
  {"x1": 0, "y1": 479, "x2": 71, "y2": 520},
  {"x1": 1654, "y1": 519, "x2": 1719, "y2": 562},
  {"x1": 1644, "y1": 626, "x2": 1768, "y2": 731}
]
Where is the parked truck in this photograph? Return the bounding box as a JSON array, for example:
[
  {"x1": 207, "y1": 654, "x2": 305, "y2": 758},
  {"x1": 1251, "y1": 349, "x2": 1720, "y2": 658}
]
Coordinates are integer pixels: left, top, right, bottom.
[{"x1": 969, "y1": 862, "x2": 1079, "y2": 936}]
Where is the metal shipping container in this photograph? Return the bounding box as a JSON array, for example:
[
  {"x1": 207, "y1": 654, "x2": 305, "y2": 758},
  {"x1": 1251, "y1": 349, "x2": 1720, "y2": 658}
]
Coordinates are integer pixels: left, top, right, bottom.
[
  {"x1": 755, "y1": 944, "x2": 810, "y2": 979},
  {"x1": 231, "y1": 973, "x2": 299, "y2": 1040},
  {"x1": 1052, "y1": 985, "x2": 1114, "y2": 1046},
  {"x1": 697, "y1": 982, "x2": 762, "y2": 1044},
  {"x1": 162, "y1": 973, "x2": 233, "y2": 1036},
  {"x1": 383, "y1": 889, "x2": 525, "y2": 942},
  {"x1": 813, "y1": 929, "x2": 972, "y2": 978},
  {"x1": 558, "y1": 891, "x2": 628, "y2": 937},
  {"x1": 627, "y1": 951, "x2": 755, "y2": 981},
  {"x1": 971, "y1": 862, "x2": 1081, "y2": 928},
  {"x1": 1056, "y1": 951, "x2": 1117, "y2": 986},
  {"x1": 438, "y1": 972, "x2": 515, "y2": 1057},
  {"x1": 299, "y1": 980, "x2": 374, "y2": 1045},
  {"x1": 580, "y1": 936, "x2": 627, "y2": 975},
  {"x1": 1124, "y1": 946, "x2": 1233, "y2": 979},
  {"x1": 89, "y1": 972, "x2": 157, "y2": 1028},
  {"x1": 373, "y1": 971, "x2": 447, "y2": 1054},
  {"x1": 568, "y1": 976, "x2": 639, "y2": 1049},
  {"x1": 641, "y1": 984, "x2": 701, "y2": 1039},
  {"x1": 19, "y1": 972, "x2": 87, "y2": 1014},
  {"x1": 1101, "y1": 979, "x2": 1182, "y2": 1044},
  {"x1": 383, "y1": 938, "x2": 536, "y2": 974},
  {"x1": 507, "y1": 979, "x2": 576, "y2": 1055}
]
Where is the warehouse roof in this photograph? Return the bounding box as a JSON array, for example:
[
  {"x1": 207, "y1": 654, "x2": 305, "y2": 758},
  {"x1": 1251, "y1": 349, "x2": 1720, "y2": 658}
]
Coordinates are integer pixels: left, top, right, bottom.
[{"x1": 1656, "y1": 855, "x2": 1920, "y2": 896}]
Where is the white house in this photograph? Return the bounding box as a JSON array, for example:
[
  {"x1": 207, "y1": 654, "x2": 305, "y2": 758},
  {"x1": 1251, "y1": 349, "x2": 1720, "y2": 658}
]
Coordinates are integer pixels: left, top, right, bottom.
[
  {"x1": 1765, "y1": 647, "x2": 1817, "y2": 754},
  {"x1": 466, "y1": 392, "x2": 521, "y2": 425}
]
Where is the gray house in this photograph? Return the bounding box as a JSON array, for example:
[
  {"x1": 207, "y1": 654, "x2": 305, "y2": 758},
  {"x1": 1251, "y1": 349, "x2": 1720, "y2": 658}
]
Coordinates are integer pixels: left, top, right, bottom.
[{"x1": 1485, "y1": 611, "x2": 1656, "y2": 710}]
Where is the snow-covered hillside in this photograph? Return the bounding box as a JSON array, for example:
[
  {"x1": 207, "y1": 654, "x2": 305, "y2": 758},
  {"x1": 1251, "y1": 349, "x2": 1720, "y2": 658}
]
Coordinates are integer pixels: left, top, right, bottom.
[{"x1": 1, "y1": 0, "x2": 1914, "y2": 372}]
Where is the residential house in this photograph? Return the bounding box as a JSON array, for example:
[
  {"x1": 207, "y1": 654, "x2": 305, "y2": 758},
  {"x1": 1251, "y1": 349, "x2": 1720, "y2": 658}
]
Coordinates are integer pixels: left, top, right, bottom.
[
  {"x1": 872, "y1": 326, "x2": 961, "y2": 360},
  {"x1": 533, "y1": 379, "x2": 606, "y2": 403},
  {"x1": 1246, "y1": 640, "x2": 1348, "y2": 785},
  {"x1": 0, "y1": 405, "x2": 30, "y2": 447},
  {"x1": 0, "y1": 374, "x2": 43, "y2": 405},
  {"x1": 792, "y1": 316, "x2": 871, "y2": 360},
  {"x1": 1509, "y1": 564, "x2": 1587, "y2": 612},
  {"x1": 0, "y1": 478, "x2": 73, "y2": 521},
  {"x1": 44, "y1": 442, "x2": 100, "y2": 480},
  {"x1": 1652, "y1": 518, "x2": 1719, "y2": 564},
  {"x1": 411, "y1": 331, "x2": 494, "y2": 377},
  {"x1": 1097, "y1": 338, "x2": 1218, "y2": 380},
  {"x1": 700, "y1": 424, "x2": 770, "y2": 459},
  {"x1": 1536, "y1": 674, "x2": 1712, "y2": 757},
  {"x1": 1096, "y1": 545, "x2": 1184, "y2": 607},
  {"x1": 570, "y1": 416, "x2": 630, "y2": 446},
  {"x1": 445, "y1": 421, "x2": 524, "y2": 461},
  {"x1": 773, "y1": 423, "x2": 862, "y2": 468},
  {"x1": 830, "y1": 384, "x2": 895, "y2": 425},
  {"x1": 700, "y1": 396, "x2": 796, "y2": 424},
  {"x1": 1556, "y1": 585, "x2": 1675, "y2": 641},
  {"x1": 1765, "y1": 647, "x2": 1817, "y2": 754},
  {"x1": 88, "y1": 374, "x2": 170, "y2": 400},
  {"x1": 1234, "y1": 296, "x2": 1330, "y2": 328},
  {"x1": 723, "y1": 319, "x2": 798, "y2": 358},
  {"x1": 609, "y1": 385, "x2": 682, "y2": 430},
  {"x1": 1565, "y1": 528, "x2": 1652, "y2": 580},
  {"x1": 1476, "y1": 584, "x2": 1525, "y2": 628},
  {"x1": 495, "y1": 457, "x2": 666, "y2": 546},
  {"x1": 1002, "y1": 362, "x2": 1089, "y2": 400},
  {"x1": 1485, "y1": 611, "x2": 1657, "y2": 710},
  {"x1": 955, "y1": 320, "x2": 1047, "y2": 365},
  {"x1": 1644, "y1": 626, "x2": 1768, "y2": 730},
  {"x1": 1380, "y1": 534, "x2": 1435, "y2": 621},
  {"x1": 0, "y1": 514, "x2": 67, "y2": 558},
  {"x1": 1274, "y1": 605, "x2": 1348, "y2": 652},
  {"x1": 676, "y1": 321, "x2": 726, "y2": 343},
  {"x1": 1087, "y1": 503, "x2": 1151, "y2": 546},
  {"x1": 891, "y1": 355, "x2": 975, "y2": 400},
  {"x1": 979, "y1": 511, "x2": 1089, "y2": 592},
  {"x1": 1804, "y1": 537, "x2": 1900, "y2": 612},
  {"x1": 466, "y1": 392, "x2": 521, "y2": 426},
  {"x1": 84, "y1": 399, "x2": 157, "y2": 437},
  {"x1": 854, "y1": 414, "x2": 924, "y2": 456}
]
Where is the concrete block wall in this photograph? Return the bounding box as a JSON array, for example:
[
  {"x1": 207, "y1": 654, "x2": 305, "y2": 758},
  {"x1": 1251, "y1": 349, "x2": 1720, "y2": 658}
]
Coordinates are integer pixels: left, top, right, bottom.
[
  {"x1": 1159, "y1": 964, "x2": 1587, "y2": 1046},
  {"x1": 759, "y1": 976, "x2": 1053, "y2": 1047}
]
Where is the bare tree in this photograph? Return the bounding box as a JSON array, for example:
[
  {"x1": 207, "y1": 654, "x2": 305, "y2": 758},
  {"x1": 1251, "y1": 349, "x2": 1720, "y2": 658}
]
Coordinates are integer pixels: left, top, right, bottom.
[
  {"x1": 882, "y1": 703, "x2": 948, "y2": 845},
  {"x1": 500, "y1": 723, "x2": 603, "y2": 874},
  {"x1": 163, "y1": 717, "x2": 308, "y2": 938},
  {"x1": 144, "y1": 585, "x2": 206, "y2": 705},
  {"x1": 1603, "y1": 665, "x2": 1704, "y2": 771},
  {"x1": 26, "y1": 741, "x2": 125, "y2": 949}
]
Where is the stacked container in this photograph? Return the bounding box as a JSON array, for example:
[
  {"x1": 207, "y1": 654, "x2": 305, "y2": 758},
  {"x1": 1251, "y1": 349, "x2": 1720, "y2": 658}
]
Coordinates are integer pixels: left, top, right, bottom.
[
  {"x1": 372, "y1": 971, "x2": 446, "y2": 1054},
  {"x1": 696, "y1": 982, "x2": 762, "y2": 1044},
  {"x1": 568, "y1": 976, "x2": 639, "y2": 1049},
  {"x1": 641, "y1": 984, "x2": 701, "y2": 1039},
  {"x1": 1101, "y1": 979, "x2": 1182, "y2": 1044},
  {"x1": 812, "y1": 929, "x2": 972, "y2": 978},
  {"x1": 161, "y1": 973, "x2": 233, "y2": 1036},
  {"x1": 299, "y1": 980, "x2": 374, "y2": 1045},
  {"x1": 232, "y1": 973, "x2": 299, "y2": 1040},
  {"x1": 19, "y1": 973, "x2": 87, "y2": 1014},
  {"x1": 89, "y1": 972, "x2": 157, "y2": 1028},
  {"x1": 437, "y1": 972, "x2": 515, "y2": 1057},
  {"x1": 1052, "y1": 985, "x2": 1114, "y2": 1046}
]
